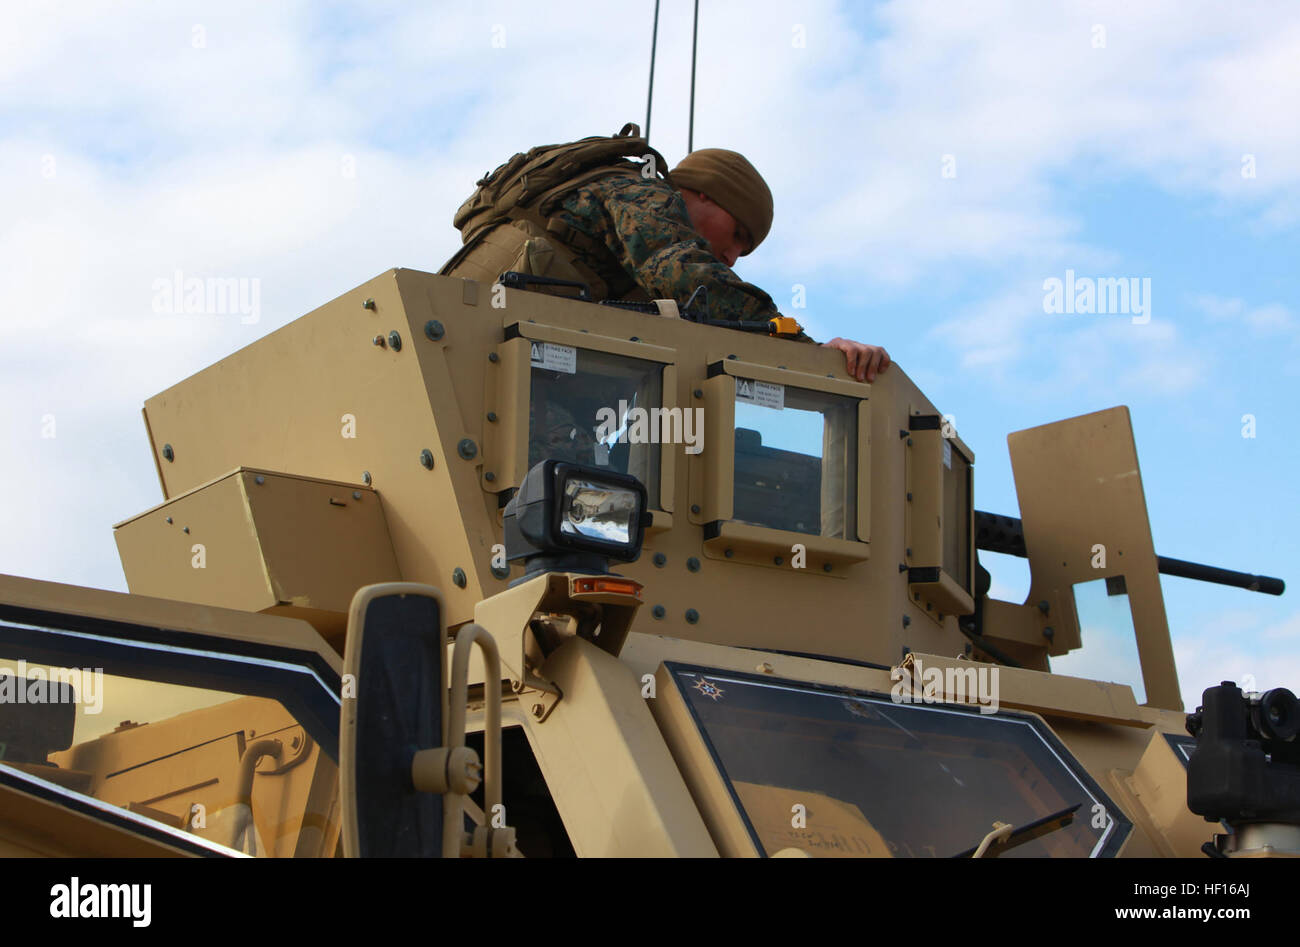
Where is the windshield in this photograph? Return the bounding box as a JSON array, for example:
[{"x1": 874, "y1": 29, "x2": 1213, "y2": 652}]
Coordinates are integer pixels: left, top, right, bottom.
[{"x1": 666, "y1": 663, "x2": 1129, "y2": 857}]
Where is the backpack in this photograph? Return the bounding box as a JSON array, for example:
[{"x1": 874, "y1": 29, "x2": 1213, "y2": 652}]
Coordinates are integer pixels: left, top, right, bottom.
[{"x1": 450, "y1": 123, "x2": 673, "y2": 247}]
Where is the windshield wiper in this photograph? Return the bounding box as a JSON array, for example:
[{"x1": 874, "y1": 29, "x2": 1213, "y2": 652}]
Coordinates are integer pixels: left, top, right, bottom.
[{"x1": 950, "y1": 803, "x2": 1081, "y2": 858}]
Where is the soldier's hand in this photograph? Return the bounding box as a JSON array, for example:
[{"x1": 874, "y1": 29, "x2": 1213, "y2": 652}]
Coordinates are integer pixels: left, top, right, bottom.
[{"x1": 822, "y1": 338, "x2": 890, "y2": 382}]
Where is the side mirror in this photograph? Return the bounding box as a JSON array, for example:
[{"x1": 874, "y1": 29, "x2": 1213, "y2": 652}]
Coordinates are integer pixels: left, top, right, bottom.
[
  {"x1": 340, "y1": 583, "x2": 515, "y2": 858},
  {"x1": 340, "y1": 583, "x2": 449, "y2": 857}
]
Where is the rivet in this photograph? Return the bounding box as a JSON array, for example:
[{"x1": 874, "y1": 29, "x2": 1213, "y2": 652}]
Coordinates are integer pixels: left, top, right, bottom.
[
  {"x1": 255, "y1": 475, "x2": 265, "y2": 485},
  {"x1": 162, "y1": 444, "x2": 174, "y2": 462},
  {"x1": 424, "y1": 320, "x2": 445, "y2": 341},
  {"x1": 362, "y1": 470, "x2": 372, "y2": 485},
  {"x1": 685, "y1": 608, "x2": 700, "y2": 624},
  {"x1": 693, "y1": 388, "x2": 703, "y2": 399},
  {"x1": 652, "y1": 605, "x2": 665, "y2": 619},
  {"x1": 420, "y1": 449, "x2": 434, "y2": 469},
  {"x1": 362, "y1": 298, "x2": 376, "y2": 310},
  {"x1": 388, "y1": 330, "x2": 402, "y2": 351},
  {"x1": 488, "y1": 352, "x2": 499, "y2": 363},
  {"x1": 686, "y1": 557, "x2": 701, "y2": 573},
  {"x1": 182, "y1": 526, "x2": 190, "y2": 534},
  {"x1": 452, "y1": 567, "x2": 467, "y2": 588},
  {"x1": 352, "y1": 491, "x2": 362, "y2": 500},
  {"x1": 486, "y1": 411, "x2": 498, "y2": 422},
  {"x1": 485, "y1": 471, "x2": 496, "y2": 482},
  {"x1": 653, "y1": 553, "x2": 666, "y2": 567},
  {"x1": 690, "y1": 504, "x2": 701, "y2": 514},
  {"x1": 458, "y1": 438, "x2": 478, "y2": 460},
  {"x1": 165, "y1": 516, "x2": 173, "y2": 524}
]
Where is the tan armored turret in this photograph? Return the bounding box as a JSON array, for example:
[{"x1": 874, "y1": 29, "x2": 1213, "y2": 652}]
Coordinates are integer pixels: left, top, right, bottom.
[{"x1": 0, "y1": 269, "x2": 1291, "y2": 859}]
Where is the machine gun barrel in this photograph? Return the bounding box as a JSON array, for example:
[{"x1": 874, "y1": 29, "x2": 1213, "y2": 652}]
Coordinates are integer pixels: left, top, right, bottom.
[{"x1": 974, "y1": 511, "x2": 1286, "y2": 596}]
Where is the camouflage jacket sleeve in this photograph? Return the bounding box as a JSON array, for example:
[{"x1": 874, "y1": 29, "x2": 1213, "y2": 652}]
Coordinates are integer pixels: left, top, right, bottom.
[{"x1": 552, "y1": 174, "x2": 805, "y2": 331}]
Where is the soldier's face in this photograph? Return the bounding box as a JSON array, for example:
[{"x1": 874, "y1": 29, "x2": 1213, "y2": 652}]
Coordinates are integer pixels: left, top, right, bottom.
[{"x1": 682, "y1": 190, "x2": 752, "y2": 268}]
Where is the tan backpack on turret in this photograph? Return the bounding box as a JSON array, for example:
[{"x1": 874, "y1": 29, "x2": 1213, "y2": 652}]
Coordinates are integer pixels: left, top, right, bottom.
[{"x1": 439, "y1": 123, "x2": 673, "y2": 300}]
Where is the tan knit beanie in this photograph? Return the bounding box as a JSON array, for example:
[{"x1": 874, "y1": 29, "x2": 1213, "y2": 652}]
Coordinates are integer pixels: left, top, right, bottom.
[{"x1": 671, "y1": 148, "x2": 773, "y2": 254}]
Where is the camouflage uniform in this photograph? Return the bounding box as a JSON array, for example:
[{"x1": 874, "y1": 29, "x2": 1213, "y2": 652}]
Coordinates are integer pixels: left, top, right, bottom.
[{"x1": 547, "y1": 174, "x2": 784, "y2": 325}]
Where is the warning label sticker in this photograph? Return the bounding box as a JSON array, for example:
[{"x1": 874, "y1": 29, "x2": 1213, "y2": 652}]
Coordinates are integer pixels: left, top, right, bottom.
[
  {"x1": 530, "y1": 342, "x2": 576, "y2": 374},
  {"x1": 735, "y1": 377, "x2": 784, "y2": 410}
]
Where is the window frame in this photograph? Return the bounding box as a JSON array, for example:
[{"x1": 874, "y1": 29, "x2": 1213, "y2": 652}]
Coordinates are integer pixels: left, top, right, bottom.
[
  {"x1": 690, "y1": 358, "x2": 871, "y2": 572},
  {"x1": 483, "y1": 322, "x2": 679, "y2": 533}
]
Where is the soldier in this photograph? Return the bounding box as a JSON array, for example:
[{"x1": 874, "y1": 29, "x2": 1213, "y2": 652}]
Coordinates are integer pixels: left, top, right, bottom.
[{"x1": 441, "y1": 129, "x2": 891, "y2": 382}]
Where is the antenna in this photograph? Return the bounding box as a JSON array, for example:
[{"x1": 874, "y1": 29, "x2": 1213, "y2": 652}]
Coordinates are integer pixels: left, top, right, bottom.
[
  {"x1": 645, "y1": 0, "x2": 660, "y2": 140},
  {"x1": 688, "y1": 0, "x2": 699, "y2": 152}
]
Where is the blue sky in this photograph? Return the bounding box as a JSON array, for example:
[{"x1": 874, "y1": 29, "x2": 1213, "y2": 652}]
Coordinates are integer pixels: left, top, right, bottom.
[{"x1": 1, "y1": 0, "x2": 1296, "y2": 708}]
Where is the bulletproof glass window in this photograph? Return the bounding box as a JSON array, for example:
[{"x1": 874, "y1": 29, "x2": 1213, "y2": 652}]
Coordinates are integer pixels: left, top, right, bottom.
[
  {"x1": 0, "y1": 616, "x2": 341, "y2": 857},
  {"x1": 1049, "y1": 577, "x2": 1146, "y2": 704},
  {"x1": 666, "y1": 663, "x2": 1130, "y2": 858},
  {"x1": 732, "y1": 380, "x2": 857, "y2": 538},
  {"x1": 528, "y1": 344, "x2": 664, "y2": 509}
]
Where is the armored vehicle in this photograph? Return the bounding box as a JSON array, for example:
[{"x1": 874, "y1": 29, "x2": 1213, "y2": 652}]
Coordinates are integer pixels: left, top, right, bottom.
[{"x1": 0, "y1": 268, "x2": 1292, "y2": 858}]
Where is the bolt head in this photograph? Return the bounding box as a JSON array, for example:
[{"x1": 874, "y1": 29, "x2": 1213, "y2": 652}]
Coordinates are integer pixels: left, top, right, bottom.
[
  {"x1": 690, "y1": 504, "x2": 701, "y2": 515},
  {"x1": 352, "y1": 491, "x2": 362, "y2": 500},
  {"x1": 652, "y1": 605, "x2": 665, "y2": 619},
  {"x1": 362, "y1": 470, "x2": 372, "y2": 485},
  {"x1": 452, "y1": 567, "x2": 467, "y2": 588},
  {"x1": 388, "y1": 330, "x2": 402, "y2": 351},
  {"x1": 531, "y1": 703, "x2": 545, "y2": 718},
  {"x1": 488, "y1": 352, "x2": 499, "y2": 363},
  {"x1": 363, "y1": 298, "x2": 376, "y2": 310},
  {"x1": 653, "y1": 553, "x2": 666, "y2": 567},
  {"x1": 685, "y1": 608, "x2": 700, "y2": 624},
  {"x1": 162, "y1": 444, "x2": 174, "y2": 462},
  {"x1": 424, "y1": 320, "x2": 445, "y2": 341},
  {"x1": 686, "y1": 557, "x2": 700, "y2": 572},
  {"x1": 457, "y1": 438, "x2": 478, "y2": 460}
]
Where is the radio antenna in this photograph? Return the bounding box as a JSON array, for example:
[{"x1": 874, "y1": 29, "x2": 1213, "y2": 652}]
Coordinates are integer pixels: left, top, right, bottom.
[
  {"x1": 644, "y1": 0, "x2": 660, "y2": 140},
  {"x1": 688, "y1": 0, "x2": 699, "y2": 152}
]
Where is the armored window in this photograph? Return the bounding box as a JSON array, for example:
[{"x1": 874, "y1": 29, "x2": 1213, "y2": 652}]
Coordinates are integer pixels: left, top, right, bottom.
[
  {"x1": 0, "y1": 607, "x2": 341, "y2": 857},
  {"x1": 484, "y1": 323, "x2": 679, "y2": 519},
  {"x1": 654, "y1": 663, "x2": 1131, "y2": 858},
  {"x1": 691, "y1": 359, "x2": 870, "y2": 569}
]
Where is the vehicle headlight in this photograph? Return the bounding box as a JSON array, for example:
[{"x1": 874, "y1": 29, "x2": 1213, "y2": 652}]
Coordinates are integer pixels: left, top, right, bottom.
[{"x1": 504, "y1": 461, "x2": 649, "y2": 575}]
